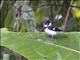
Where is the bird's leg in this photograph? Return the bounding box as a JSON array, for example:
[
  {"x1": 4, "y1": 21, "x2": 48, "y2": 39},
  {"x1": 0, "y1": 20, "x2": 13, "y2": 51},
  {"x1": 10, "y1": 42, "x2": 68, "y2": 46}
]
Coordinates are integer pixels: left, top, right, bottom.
[
  {"x1": 48, "y1": 35, "x2": 53, "y2": 41},
  {"x1": 51, "y1": 35, "x2": 53, "y2": 40}
]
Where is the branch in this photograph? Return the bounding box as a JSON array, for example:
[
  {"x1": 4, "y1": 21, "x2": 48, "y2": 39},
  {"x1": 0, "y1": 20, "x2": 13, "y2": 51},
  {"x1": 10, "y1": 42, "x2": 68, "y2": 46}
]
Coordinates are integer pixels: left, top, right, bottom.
[
  {"x1": 63, "y1": 0, "x2": 73, "y2": 31},
  {"x1": 0, "y1": 0, "x2": 4, "y2": 9},
  {"x1": 39, "y1": 4, "x2": 80, "y2": 8}
]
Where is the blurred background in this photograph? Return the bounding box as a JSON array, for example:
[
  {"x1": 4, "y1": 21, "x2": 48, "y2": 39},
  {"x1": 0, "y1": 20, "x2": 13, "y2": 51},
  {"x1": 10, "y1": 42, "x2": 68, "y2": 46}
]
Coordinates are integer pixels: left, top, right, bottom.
[{"x1": 0, "y1": 0, "x2": 80, "y2": 32}]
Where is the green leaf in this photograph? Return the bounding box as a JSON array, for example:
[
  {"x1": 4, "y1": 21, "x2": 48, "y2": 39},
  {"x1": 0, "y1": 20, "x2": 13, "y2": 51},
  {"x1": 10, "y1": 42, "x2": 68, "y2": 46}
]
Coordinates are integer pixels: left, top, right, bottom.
[
  {"x1": 1, "y1": 29, "x2": 80, "y2": 60},
  {"x1": 35, "y1": 8, "x2": 45, "y2": 22},
  {"x1": 4, "y1": 8, "x2": 13, "y2": 28}
]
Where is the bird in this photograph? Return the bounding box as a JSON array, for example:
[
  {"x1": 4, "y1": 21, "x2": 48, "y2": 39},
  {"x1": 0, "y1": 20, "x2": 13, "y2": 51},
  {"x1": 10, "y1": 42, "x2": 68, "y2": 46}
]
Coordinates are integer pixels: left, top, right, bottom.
[{"x1": 43, "y1": 20, "x2": 62, "y2": 40}]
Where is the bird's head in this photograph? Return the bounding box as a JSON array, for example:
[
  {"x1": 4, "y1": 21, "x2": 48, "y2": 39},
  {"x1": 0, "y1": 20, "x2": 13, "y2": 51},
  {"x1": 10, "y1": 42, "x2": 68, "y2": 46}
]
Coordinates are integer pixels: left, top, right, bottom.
[{"x1": 43, "y1": 20, "x2": 52, "y2": 28}]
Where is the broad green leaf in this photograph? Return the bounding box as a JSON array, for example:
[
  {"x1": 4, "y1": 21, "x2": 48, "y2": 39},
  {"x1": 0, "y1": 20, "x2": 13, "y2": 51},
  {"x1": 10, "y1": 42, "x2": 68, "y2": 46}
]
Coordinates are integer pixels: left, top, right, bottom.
[{"x1": 1, "y1": 29, "x2": 80, "y2": 60}]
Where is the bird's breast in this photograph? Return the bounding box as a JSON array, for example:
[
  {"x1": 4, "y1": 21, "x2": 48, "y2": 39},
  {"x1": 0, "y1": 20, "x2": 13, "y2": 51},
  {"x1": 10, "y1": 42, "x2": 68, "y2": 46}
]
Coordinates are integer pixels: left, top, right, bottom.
[{"x1": 44, "y1": 28, "x2": 57, "y2": 36}]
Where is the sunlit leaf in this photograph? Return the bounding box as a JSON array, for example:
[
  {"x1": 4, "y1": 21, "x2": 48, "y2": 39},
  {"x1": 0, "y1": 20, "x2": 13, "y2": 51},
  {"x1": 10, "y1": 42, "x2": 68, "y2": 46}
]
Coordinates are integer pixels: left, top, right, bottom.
[{"x1": 1, "y1": 29, "x2": 80, "y2": 60}]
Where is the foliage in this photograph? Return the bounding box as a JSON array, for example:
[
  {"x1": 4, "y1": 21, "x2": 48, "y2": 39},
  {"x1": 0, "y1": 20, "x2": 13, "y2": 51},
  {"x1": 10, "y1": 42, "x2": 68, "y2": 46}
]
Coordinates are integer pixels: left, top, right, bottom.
[
  {"x1": 1, "y1": 0, "x2": 80, "y2": 31},
  {"x1": 0, "y1": 0, "x2": 15, "y2": 28},
  {"x1": 4, "y1": 8, "x2": 14, "y2": 29},
  {"x1": 66, "y1": 17, "x2": 78, "y2": 31}
]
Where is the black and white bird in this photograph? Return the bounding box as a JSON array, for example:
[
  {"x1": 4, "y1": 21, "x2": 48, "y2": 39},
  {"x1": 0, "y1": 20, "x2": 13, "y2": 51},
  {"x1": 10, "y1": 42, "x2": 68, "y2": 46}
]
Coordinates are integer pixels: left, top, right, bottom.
[{"x1": 43, "y1": 20, "x2": 62, "y2": 39}]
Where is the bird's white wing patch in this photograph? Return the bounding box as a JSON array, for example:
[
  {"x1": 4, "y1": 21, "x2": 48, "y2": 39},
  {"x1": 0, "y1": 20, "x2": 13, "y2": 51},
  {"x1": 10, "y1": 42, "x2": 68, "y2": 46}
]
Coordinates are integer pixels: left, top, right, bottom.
[{"x1": 52, "y1": 27, "x2": 56, "y2": 30}]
